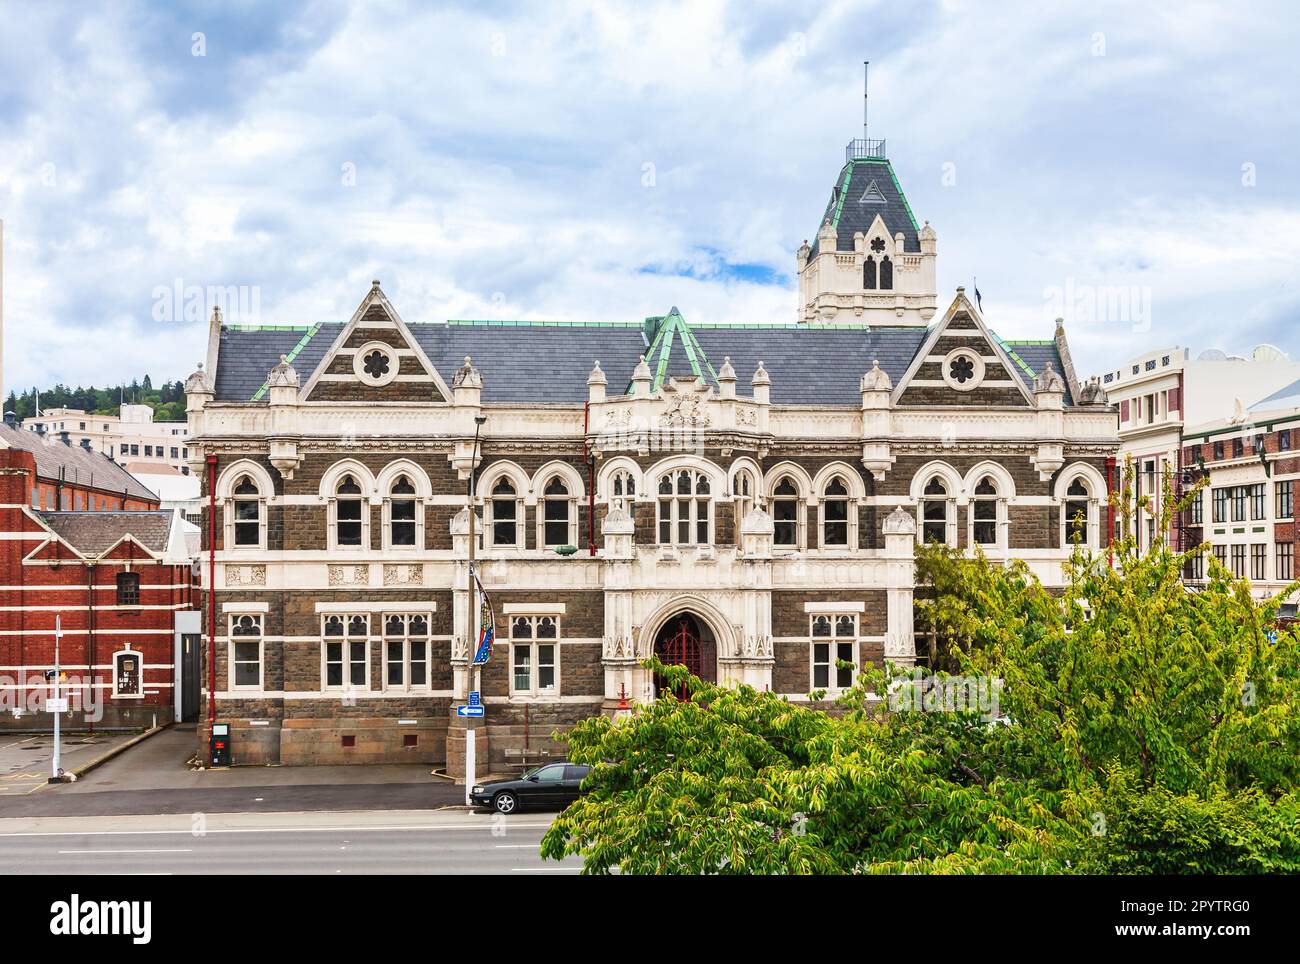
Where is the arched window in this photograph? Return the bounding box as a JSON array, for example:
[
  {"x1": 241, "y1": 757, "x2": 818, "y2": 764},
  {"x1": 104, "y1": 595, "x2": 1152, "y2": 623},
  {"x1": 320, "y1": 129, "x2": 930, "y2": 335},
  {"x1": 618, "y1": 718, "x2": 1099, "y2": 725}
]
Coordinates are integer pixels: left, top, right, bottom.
[
  {"x1": 1065, "y1": 478, "x2": 1091, "y2": 546},
  {"x1": 820, "y1": 476, "x2": 851, "y2": 547},
  {"x1": 542, "y1": 476, "x2": 573, "y2": 547},
  {"x1": 863, "y1": 256, "x2": 877, "y2": 290},
  {"x1": 386, "y1": 474, "x2": 418, "y2": 548},
  {"x1": 657, "y1": 470, "x2": 711, "y2": 545},
  {"x1": 733, "y1": 469, "x2": 756, "y2": 547},
  {"x1": 232, "y1": 475, "x2": 262, "y2": 547},
  {"x1": 490, "y1": 477, "x2": 520, "y2": 547},
  {"x1": 334, "y1": 474, "x2": 366, "y2": 548},
  {"x1": 610, "y1": 470, "x2": 637, "y2": 522},
  {"x1": 772, "y1": 476, "x2": 801, "y2": 547},
  {"x1": 921, "y1": 477, "x2": 952, "y2": 545},
  {"x1": 972, "y1": 476, "x2": 999, "y2": 546},
  {"x1": 879, "y1": 255, "x2": 893, "y2": 290}
]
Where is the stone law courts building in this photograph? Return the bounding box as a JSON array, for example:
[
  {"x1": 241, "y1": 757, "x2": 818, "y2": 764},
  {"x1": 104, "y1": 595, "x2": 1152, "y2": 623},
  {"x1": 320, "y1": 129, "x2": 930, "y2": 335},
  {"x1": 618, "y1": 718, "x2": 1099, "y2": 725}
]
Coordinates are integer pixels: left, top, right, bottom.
[{"x1": 185, "y1": 137, "x2": 1118, "y2": 774}]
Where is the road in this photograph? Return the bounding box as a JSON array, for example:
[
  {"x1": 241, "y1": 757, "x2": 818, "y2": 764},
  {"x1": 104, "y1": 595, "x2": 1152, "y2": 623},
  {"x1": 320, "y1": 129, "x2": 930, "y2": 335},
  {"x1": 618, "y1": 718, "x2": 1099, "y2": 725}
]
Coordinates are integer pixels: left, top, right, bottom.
[{"x1": 0, "y1": 810, "x2": 583, "y2": 874}]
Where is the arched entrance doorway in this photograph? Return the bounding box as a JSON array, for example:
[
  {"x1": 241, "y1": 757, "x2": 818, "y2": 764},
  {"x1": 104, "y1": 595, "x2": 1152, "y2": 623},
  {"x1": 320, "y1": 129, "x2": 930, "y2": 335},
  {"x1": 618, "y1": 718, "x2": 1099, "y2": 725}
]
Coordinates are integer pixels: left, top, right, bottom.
[{"x1": 652, "y1": 613, "x2": 717, "y2": 699}]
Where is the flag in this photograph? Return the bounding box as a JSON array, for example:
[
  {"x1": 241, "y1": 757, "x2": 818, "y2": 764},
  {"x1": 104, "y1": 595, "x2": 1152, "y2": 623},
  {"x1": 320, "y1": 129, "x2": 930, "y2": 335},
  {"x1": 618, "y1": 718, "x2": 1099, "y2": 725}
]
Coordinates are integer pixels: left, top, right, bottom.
[
  {"x1": 471, "y1": 569, "x2": 495, "y2": 665},
  {"x1": 974, "y1": 278, "x2": 984, "y2": 312}
]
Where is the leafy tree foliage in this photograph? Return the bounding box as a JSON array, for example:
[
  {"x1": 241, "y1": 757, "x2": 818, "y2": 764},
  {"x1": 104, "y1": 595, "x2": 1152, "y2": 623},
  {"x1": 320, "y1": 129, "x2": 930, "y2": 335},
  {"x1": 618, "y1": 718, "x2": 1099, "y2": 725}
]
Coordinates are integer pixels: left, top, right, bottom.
[
  {"x1": 5, "y1": 379, "x2": 188, "y2": 423},
  {"x1": 541, "y1": 465, "x2": 1300, "y2": 874}
]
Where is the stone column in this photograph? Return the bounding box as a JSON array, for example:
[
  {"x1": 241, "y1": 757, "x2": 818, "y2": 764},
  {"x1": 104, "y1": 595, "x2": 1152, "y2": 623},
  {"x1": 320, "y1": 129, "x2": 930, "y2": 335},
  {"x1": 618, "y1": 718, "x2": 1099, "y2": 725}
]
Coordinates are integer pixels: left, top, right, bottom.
[
  {"x1": 599, "y1": 501, "x2": 639, "y2": 713},
  {"x1": 719, "y1": 505, "x2": 775, "y2": 689},
  {"x1": 446, "y1": 506, "x2": 487, "y2": 783},
  {"x1": 882, "y1": 506, "x2": 917, "y2": 667}
]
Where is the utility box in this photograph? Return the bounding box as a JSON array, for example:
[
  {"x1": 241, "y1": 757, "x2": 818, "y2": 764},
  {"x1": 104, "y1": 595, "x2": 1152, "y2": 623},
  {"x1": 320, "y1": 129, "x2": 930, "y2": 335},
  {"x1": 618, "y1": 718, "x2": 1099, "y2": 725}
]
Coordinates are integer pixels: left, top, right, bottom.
[{"x1": 210, "y1": 722, "x2": 232, "y2": 768}]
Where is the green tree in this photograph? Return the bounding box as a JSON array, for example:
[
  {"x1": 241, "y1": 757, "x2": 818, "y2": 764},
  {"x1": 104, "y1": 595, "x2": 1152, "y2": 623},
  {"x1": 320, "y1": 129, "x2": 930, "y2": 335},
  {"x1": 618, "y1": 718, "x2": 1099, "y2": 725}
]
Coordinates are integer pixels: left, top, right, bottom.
[{"x1": 541, "y1": 464, "x2": 1300, "y2": 874}]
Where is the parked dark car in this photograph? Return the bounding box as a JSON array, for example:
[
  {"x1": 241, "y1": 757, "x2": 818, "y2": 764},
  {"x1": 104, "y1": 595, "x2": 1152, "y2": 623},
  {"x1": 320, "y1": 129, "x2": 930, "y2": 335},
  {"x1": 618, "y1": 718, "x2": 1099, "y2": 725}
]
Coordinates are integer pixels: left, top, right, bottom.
[{"x1": 470, "y1": 762, "x2": 592, "y2": 813}]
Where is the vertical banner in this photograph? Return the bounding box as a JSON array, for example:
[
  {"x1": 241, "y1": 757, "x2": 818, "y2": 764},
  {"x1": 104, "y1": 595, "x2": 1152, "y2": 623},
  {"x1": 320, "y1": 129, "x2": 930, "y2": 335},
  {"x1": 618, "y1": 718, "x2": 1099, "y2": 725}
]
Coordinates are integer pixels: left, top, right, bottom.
[{"x1": 471, "y1": 568, "x2": 495, "y2": 665}]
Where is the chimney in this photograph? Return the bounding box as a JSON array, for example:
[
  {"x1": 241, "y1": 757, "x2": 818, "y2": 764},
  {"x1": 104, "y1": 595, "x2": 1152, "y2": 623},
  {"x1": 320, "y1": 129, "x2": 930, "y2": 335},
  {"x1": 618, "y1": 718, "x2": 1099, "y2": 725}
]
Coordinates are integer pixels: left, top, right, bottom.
[{"x1": 2, "y1": 411, "x2": 15, "y2": 427}]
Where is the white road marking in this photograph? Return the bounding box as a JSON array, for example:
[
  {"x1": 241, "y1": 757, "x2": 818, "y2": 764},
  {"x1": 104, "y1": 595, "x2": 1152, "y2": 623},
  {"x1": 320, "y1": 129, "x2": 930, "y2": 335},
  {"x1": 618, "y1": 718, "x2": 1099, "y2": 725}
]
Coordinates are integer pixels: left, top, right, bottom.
[
  {"x1": 0, "y1": 823, "x2": 551, "y2": 838},
  {"x1": 57, "y1": 848, "x2": 195, "y2": 854}
]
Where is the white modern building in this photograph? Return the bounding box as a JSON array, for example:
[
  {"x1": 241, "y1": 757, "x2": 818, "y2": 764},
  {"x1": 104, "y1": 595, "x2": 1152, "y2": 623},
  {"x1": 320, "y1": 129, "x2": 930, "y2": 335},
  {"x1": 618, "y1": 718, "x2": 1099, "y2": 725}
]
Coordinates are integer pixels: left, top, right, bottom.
[
  {"x1": 23, "y1": 403, "x2": 191, "y2": 473},
  {"x1": 1095, "y1": 345, "x2": 1300, "y2": 553}
]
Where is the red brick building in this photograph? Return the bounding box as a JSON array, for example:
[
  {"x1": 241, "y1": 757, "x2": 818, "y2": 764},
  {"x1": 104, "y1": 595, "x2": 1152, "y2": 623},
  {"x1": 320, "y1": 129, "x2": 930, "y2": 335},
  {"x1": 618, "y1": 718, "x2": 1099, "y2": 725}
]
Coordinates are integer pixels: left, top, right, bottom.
[{"x1": 0, "y1": 421, "x2": 200, "y2": 729}]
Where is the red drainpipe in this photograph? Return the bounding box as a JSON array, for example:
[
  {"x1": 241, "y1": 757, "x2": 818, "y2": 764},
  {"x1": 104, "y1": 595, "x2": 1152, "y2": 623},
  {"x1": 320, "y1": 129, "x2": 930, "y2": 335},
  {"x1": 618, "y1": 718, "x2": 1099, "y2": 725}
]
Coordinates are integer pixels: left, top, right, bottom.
[
  {"x1": 1106, "y1": 455, "x2": 1116, "y2": 568},
  {"x1": 584, "y1": 402, "x2": 595, "y2": 556},
  {"x1": 206, "y1": 453, "x2": 217, "y2": 726}
]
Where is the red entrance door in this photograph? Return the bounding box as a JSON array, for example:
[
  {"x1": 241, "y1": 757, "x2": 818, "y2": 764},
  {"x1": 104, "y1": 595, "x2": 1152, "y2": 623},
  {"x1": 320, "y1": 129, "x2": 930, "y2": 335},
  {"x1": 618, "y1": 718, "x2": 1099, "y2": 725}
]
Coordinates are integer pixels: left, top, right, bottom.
[{"x1": 653, "y1": 614, "x2": 716, "y2": 699}]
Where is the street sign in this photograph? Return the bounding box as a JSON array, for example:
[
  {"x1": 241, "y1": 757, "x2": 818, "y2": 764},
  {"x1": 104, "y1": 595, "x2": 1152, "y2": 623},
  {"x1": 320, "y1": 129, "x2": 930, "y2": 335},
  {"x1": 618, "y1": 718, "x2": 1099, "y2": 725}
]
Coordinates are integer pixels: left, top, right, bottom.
[
  {"x1": 468, "y1": 691, "x2": 481, "y2": 707},
  {"x1": 456, "y1": 704, "x2": 485, "y2": 718},
  {"x1": 45, "y1": 698, "x2": 68, "y2": 713}
]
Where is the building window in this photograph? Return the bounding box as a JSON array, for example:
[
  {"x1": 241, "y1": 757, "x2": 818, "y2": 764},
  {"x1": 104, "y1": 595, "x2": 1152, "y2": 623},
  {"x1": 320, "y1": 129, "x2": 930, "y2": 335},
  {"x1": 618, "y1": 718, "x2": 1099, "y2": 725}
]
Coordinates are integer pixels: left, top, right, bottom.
[
  {"x1": 1213, "y1": 488, "x2": 1228, "y2": 523},
  {"x1": 863, "y1": 256, "x2": 876, "y2": 290},
  {"x1": 971, "y1": 475, "x2": 999, "y2": 547},
  {"x1": 1065, "y1": 478, "x2": 1092, "y2": 546},
  {"x1": 1281, "y1": 429, "x2": 1293, "y2": 451},
  {"x1": 510, "y1": 615, "x2": 558, "y2": 696},
  {"x1": 1230, "y1": 544, "x2": 1246, "y2": 578},
  {"x1": 230, "y1": 614, "x2": 263, "y2": 689},
  {"x1": 1184, "y1": 552, "x2": 1205, "y2": 582},
  {"x1": 879, "y1": 255, "x2": 893, "y2": 290},
  {"x1": 1231, "y1": 486, "x2": 1247, "y2": 523},
  {"x1": 820, "y1": 476, "x2": 851, "y2": 547},
  {"x1": 610, "y1": 470, "x2": 637, "y2": 522},
  {"x1": 657, "y1": 470, "x2": 711, "y2": 546},
  {"x1": 116, "y1": 572, "x2": 140, "y2": 606},
  {"x1": 811, "y1": 614, "x2": 857, "y2": 691},
  {"x1": 334, "y1": 474, "x2": 366, "y2": 548},
  {"x1": 1189, "y1": 489, "x2": 1204, "y2": 525},
  {"x1": 1277, "y1": 543, "x2": 1294, "y2": 581},
  {"x1": 1250, "y1": 484, "x2": 1266, "y2": 521},
  {"x1": 231, "y1": 475, "x2": 262, "y2": 547},
  {"x1": 542, "y1": 476, "x2": 574, "y2": 547},
  {"x1": 382, "y1": 613, "x2": 430, "y2": 690},
  {"x1": 1251, "y1": 543, "x2": 1267, "y2": 580},
  {"x1": 1277, "y1": 480, "x2": 1293, "y2": 520},
  {"x1": 770, "y1": 475, "x2": 800, "y2": 547},
  {"x1": 170, "y1": 447, "x2": 179, "y2": 459},
  {"x1": 921, "y1": 477, "x2": 952, "y2": 545},
  {"x1": 323, "y1": 614, "x2": 369, "y2": 690},
  {"x1": 1213, "y1": 543, "x2": 1227, "y2": 569},
  {"x1": 489, "y1": 477, "x2": 521, "y2": 547},
  {"x1": 385, "y1": 474, "x2": 419, "y2": 548},
  {"x1": 1232, "y1": 438, "x2": 1244, "y2": 459},
  {"x1": 1213, "y1": 441, "x2": 1224, "y2": 461}
]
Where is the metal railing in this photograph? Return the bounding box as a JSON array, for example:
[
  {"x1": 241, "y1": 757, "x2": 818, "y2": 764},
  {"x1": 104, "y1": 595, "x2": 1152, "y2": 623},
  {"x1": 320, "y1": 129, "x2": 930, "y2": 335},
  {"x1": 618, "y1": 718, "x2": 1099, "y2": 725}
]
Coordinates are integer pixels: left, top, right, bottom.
[{"x1": 846, "y1": 137, "x2": 887, "y2": 160}]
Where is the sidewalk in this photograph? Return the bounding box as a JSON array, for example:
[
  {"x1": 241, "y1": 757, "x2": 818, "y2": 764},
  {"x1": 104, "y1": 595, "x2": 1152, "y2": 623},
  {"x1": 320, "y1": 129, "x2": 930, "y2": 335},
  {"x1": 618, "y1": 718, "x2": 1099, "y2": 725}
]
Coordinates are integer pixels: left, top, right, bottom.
[{"x1": 0, "y1": 731, "x2": 140, "y2": 796}]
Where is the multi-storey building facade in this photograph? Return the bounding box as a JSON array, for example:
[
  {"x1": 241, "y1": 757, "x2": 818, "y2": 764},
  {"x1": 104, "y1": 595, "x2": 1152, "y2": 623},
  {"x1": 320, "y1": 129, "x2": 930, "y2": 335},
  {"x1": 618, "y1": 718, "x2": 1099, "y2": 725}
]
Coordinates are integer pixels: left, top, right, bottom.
[
  {"x1": 23, "y1": 404, "x2": 191, "y2": 473},
  {"x1": 1098, "y1": 344, "x2": 1300, "y2": 554},
  {"x1": 186, "y1": 138, "x2": 1118, "y2": 775},
  {"x1": 1179, "y1": 392, "x2": 1300, "y2": 613},
  {"x1": 0, "y1": 421, "x2": 200, "y2": 730}
]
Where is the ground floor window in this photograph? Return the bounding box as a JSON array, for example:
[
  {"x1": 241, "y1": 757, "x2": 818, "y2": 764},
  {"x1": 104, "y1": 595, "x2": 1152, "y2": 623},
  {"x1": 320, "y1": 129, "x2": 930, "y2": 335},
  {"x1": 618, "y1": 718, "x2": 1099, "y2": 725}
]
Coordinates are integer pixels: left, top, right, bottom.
[
  {"x1": 510, "y1": 614, "x2": 558, "y2": 696},
  {"x1": 383, "y1": 613, "x2": 431, "y2": 690},
  {"x1": 229, "y1": 613, "x2": 263, "y2": 689},
  {"x1": 1251, "y1": 543, "x2": 1267, "y2": 580},
  {"x1": 323, "y1": 613, "x2": 369, "y2": 690},
  {"x1": 1230, "y1": 544, "x2": 1246, "y2": 578},
  {"x1": 811, "y1": 613, "x2": 857, "y2": 691}
]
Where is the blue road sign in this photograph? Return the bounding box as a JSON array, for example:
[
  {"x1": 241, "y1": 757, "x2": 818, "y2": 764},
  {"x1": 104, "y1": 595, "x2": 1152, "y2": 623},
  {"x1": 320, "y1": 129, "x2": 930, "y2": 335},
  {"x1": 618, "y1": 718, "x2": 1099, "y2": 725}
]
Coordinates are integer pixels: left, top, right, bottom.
[
  {"x1": 468, "y1": 691, "x2": 482, "y2": 707},
  {"x1": 456, "y1": 704, "x2": 485, "y2": 718}
]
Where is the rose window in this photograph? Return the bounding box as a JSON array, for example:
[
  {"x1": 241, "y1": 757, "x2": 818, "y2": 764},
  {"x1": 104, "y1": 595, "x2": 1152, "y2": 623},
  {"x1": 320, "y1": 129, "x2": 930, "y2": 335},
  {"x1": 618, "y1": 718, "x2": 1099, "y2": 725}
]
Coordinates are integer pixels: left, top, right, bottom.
[
  {"x1": 363, "y1": 349, "x2": 390, "y2": 379},
  {"x1": 949, "y1": 355, "x2": 976, "y2": 384}
]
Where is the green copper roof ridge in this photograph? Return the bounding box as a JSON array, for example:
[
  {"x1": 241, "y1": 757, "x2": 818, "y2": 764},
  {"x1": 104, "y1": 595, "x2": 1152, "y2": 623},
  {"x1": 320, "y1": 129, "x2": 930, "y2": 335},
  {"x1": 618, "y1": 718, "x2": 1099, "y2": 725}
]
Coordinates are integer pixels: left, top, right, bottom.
[
  {"x1": 991, "y1": 332, "x2": 1036, "y2": 378},
  {"x1": 446, "y1": 318, "x2": 643, "y2": 327},
  {"x1": 653, "y1": 325, "x2": 675, "y2": 391},
  {"x1": 249, "y1": 322, "x2": 322, "y2": 401},
  {"x1": 828, "y1": 164, "x2": 855, "y2": 233},
  {"x1": 880, "y1": 159, "x2": 921, "y2": 235}
]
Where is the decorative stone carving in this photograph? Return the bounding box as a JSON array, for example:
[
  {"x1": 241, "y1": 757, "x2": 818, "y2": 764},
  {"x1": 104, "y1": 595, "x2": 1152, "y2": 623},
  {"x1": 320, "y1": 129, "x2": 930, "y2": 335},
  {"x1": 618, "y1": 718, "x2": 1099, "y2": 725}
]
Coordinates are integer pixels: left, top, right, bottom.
[
  {"x1": 882, "y1": 505, "x2": 917, "y2": 536},
  {"x1": 1077, "y1": 375, "x2": 1109, "y2": 405},
  {"x1": 660, "y1": 377, "x2": 712, "y2": 428},
  {"x1": 266, "y1": 354, "x2": 299, "y2": 388},
  {"x1": 1034, "y1": 361, "x2": 1065, "y2": 394},
  {"x1": 328, "y1": 565, "x2": 369, "y2": 587},
  {"x1": 225, "y1": 564, "x2": 266, "y2": 587},
  {"x1": 383, "y1": 563, "x2": 424, "y2": 586},
  {"x1": 860, "y1": 358, "x2": 892, "y2": 393}
]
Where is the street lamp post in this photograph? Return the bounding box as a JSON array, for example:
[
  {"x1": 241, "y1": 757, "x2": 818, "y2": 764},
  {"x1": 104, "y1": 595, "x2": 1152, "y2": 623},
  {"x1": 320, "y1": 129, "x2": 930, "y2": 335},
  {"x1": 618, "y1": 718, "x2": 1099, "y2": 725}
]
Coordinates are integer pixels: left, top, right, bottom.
[{"x1": 467, "y1": 414, "x2": 487, "y2": 700}]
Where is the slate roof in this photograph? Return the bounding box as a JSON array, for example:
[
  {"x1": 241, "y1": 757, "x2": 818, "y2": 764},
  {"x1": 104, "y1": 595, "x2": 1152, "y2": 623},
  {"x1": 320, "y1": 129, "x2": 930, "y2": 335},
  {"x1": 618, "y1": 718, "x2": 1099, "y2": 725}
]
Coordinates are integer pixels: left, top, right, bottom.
[
  {"x1": 807, "y1": 157, "x2": 920, "y2": 259},
  {"x1": 38, "y1": 510, "x2": 175, "y2": 555},
  {"x1": 0, "y1": 423, "x2": 158, "y2": 501},
  {"x1": 214, "y1": 316, "x2": 1076, "y2": 407}
]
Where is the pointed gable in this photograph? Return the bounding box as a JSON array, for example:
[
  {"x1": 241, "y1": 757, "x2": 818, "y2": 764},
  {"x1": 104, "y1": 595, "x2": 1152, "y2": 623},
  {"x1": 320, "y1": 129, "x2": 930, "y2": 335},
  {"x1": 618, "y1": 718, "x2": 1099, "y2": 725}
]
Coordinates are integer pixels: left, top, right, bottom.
[
  {"x1": 892, "y1": 290, "x2": 1037, "y2": 408},
  {"x1": 301, "y1": 282, "x2": 452, "y2": 403},
  {"x1": 635, "y1": 307, "x2": 720, "y2": 393}
]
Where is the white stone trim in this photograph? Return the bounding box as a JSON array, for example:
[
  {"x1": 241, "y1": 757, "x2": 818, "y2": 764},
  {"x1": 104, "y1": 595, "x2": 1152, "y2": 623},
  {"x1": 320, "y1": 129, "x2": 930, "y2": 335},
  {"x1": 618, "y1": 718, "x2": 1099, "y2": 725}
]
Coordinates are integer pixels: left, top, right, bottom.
[
  {"x1": 804, "y1": 601, "x2": 866, "y2": 613},
  {"x1": 223, "y1": 601, "x2": 269, "y2": 613},
  {"x1": 502, "y1": 603, "x2": 566, "y2": 615}
]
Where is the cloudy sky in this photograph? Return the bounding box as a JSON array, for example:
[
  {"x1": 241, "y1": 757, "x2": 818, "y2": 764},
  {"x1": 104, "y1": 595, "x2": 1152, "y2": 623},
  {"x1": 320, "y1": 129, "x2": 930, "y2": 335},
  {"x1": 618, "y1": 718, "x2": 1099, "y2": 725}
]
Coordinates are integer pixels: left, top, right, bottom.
[{"x1": 1, "y1": 0, "x2": 1297, "y2": 393}]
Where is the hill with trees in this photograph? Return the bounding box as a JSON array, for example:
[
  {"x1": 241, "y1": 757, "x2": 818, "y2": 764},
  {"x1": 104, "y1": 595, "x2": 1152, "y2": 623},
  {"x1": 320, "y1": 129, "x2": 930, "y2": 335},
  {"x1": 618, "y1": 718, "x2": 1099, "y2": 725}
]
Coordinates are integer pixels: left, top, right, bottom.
[{"x1": 4, "y1": 377, "x2": 188, "y2": 422}]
